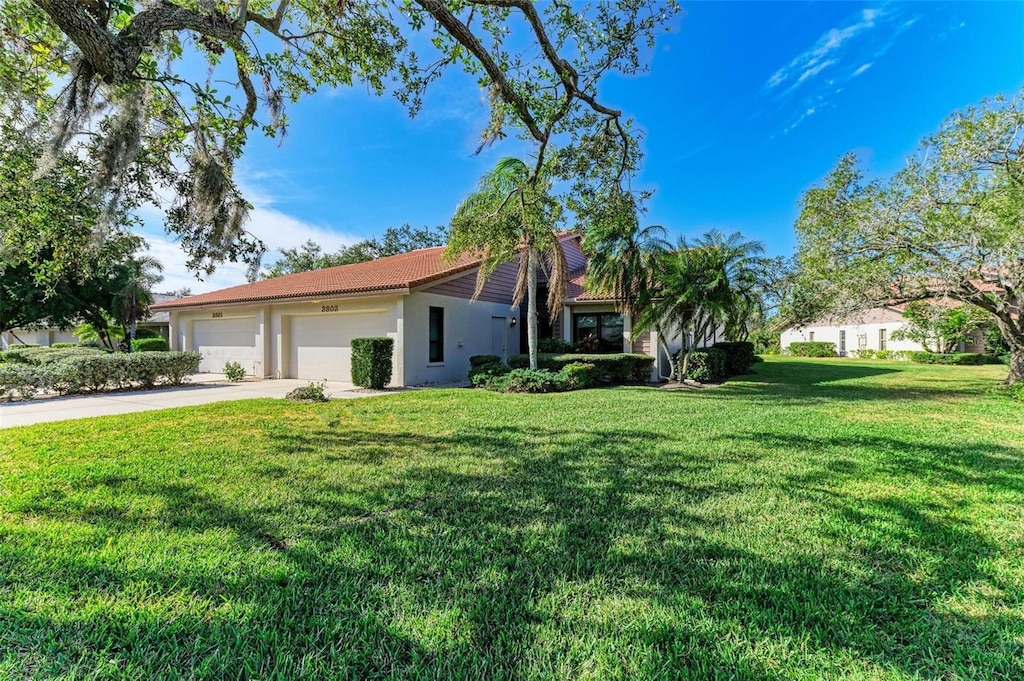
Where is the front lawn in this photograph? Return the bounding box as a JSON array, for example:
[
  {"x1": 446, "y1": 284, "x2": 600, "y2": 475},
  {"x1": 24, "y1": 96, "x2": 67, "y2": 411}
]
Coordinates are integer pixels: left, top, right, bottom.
[{"x1": 2, "y1": 358, "x2": 1022, "y2": 679}]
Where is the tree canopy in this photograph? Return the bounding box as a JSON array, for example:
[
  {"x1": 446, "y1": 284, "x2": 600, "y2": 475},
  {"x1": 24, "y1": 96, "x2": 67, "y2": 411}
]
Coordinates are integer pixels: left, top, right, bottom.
[
  {"x1": 793, "y1": 90, "x2": 1024, "y2": 383},
  {"x1": 260, "y1": 224, "x2": 447, "y2": 278},
  {"x1": 3, "y1": 0, "x2": 677, "y2": 275}
]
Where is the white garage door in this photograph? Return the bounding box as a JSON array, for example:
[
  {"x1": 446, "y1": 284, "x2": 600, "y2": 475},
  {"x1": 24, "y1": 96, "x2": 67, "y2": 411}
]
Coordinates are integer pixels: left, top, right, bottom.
[
  {"x1": 192, "y1": 317, "x2": 258, "y2": 374},
  {"x1": 288, "y1": 312, "x2": 388, "y2": 381}
]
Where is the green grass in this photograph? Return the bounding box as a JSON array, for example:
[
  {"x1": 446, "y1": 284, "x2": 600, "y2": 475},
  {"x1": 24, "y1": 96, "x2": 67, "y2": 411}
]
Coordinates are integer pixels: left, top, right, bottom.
[{"x1": 2, "y1": 357, "x2": 1022, "y2": 679}]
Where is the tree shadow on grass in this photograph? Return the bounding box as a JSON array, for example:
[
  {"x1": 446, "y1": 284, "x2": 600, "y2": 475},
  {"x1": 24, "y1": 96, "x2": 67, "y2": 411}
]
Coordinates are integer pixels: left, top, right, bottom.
[{"x1": 2, "y1": 420, "x2": 1022, "y2": 678}]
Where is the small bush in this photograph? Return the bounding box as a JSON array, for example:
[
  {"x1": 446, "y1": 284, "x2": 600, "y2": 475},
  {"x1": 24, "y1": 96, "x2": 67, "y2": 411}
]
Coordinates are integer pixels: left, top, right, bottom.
[
  {"x1": 50, "y1": 342, "x2": 79, "y2": 349},
  {"x1": 788, "y1": 342, "x2": 837, "y2": 357},
  {"x1": 469, "y1": 355, "x2": 502, "y2": 368},
  {"x1": 223, "y1": 361, "x2": 246, "y2": 382},
  {"x1": 286, "y1": 381, "x2": 329, "y2": 402},
  {"x1": 351, "y1": 337, "x2": 393, "y2": 389},
  {"x1": 561, "y1": 362, "x2": 599, "y2": 390},
  {"x1": 0, "y1": 364, "x2": 48, "y2": 400},
  {"x1": 875, "y1": 350, "x2": 895, "y2": 360},
  {"x1": 680, "y1": 348, "x2": 728, "y2": 383},
  {"x1": 852, "y1": 349, "x2": 876, "y2": 359},
  {"x1": 507, "y1": 353, "x2": 653, "y2": 384},
  {"x1": 497, "y1": 368, "x2": 567, "y2": 393},
  {"x1": 907, "y1": 352, "x2": 986, "y2": 365},
  {"x1": 712, "y1": 341, "x2": 757, "y2": 375},
  {"x1": 538, "y1": 337, "x2": 573, "y2": 353},
  {"x1": 1006, "y1": 382, "x2": 1024, "y2": 403},
  {"x1": 469, "y1": 361, "x2": 510, "y2": 387},
  {"x1": 132, "y1": 337, "x2": 169, "y2": 352}
]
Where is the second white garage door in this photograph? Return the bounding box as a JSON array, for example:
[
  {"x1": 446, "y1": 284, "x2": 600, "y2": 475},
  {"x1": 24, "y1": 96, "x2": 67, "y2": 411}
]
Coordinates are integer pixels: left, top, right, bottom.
[
  {"x1": 192, "y1": 317, "x2": 258, "y2": 373},
  {"x1": 288, "y1": 312, "x2": 388, "y2": 381}
]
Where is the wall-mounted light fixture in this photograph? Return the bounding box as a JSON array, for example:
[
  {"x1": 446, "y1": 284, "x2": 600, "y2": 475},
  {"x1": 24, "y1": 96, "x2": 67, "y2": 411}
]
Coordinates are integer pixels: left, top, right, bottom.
[{"x1": 509, "y1": 317, "x2": 517, "y2": 327}]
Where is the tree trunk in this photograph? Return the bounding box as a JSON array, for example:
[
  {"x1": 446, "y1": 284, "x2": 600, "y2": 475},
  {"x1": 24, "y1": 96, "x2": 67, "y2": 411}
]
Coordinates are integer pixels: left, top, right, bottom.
[
  {"x1": 1007, "y1": 345, "x2": 1024, "y2": 385},
  {"x1": 527, "y1": 247, "x2": 539, "y2": 370},
  {"x1": 679, "y1": 327, "x2": 695, "y2": 379}
]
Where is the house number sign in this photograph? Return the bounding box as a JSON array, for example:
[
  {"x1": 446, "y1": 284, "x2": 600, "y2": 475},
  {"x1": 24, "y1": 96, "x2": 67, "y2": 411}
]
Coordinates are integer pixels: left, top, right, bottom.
[
  {"x1": 321, "y1": 305, "x2": 339, "y2": 312},
  {"x1": 212, "y1": 312, "x2": 223, "y2": 318}
]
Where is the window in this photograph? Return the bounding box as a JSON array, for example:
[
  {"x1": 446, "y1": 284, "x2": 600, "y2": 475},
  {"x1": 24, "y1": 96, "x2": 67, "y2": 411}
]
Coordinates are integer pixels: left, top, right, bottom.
[
  {"x1": 428, "y1": 307, "x2": 444, "y2": 363},
  {"x1": 809, "y1": 331, "x2": 815, "y2": 342},
  {"x1": 839, "y1": 330, "x2": 846, "y2": 354},
  {"x1": 572, "y1": 312, "x2": 624, "y2": 353},
  {"x1": 879, "y1": 328, "x2": 887, "y2": 351},
  {"x1": 858, "y1": 334, "x2": 867, "y2": 349}
]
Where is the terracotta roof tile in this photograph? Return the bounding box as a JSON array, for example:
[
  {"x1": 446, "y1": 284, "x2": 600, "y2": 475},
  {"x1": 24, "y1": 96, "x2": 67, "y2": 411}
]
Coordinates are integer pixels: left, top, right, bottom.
[
  {"x1": 152, "y1": 247, "x2": 480, "y2": 310},
  {"x1": 566, "y1": 269, "x2": 614, "y2": 302}
]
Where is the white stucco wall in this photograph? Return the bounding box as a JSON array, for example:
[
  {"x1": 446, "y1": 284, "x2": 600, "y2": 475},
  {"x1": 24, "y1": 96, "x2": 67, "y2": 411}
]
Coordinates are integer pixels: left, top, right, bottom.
[
  {"x1": 403, "y1": 291, "x2": 520, "y2": 385},
  {"x1": 781, "y1": 320, "x2": 922, "y2": 355},
  {"x1": 2, "y1": 328, "x2": 78, "y2": 348}
]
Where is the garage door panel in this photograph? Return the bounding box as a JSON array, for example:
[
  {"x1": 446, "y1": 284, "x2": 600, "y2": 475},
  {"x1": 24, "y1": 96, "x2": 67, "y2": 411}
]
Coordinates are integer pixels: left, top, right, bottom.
[
  {"x1": 193, "y1": 318, "x2": 258, "y2": 373},
  {"x1": 289, "y1": 313, "x2": 387, "y2": 381}
]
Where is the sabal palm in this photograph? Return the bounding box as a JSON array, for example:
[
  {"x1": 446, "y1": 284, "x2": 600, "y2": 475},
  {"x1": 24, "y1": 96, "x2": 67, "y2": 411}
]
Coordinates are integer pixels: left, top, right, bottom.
[{"x1": 446, "y1": 157, "x2": 566, "y2": 370}]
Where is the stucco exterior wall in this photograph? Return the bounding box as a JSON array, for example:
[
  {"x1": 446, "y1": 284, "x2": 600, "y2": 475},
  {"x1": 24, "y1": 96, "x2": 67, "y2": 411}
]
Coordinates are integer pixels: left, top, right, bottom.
[
  {"x1": 781, "y1": 319, "x2": 922, "y2": 354},
  {"x1": 403, "y1": 291, "x2": 520, "y2": 386}
]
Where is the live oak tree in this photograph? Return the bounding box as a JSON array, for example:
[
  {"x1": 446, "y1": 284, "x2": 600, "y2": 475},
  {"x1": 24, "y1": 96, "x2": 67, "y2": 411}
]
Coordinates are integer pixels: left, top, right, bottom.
[
  {"x1": 889, "y1": 301, "x2": 990, "y2": 354},
  {"x1": 3, "y1": 0, "x2": 677, "y2": 275},
  {"x1": 0, "y1": 123, "x2": 145, "y2": 336},
  {"x1": 794, "y1": 91, "x2": 1024, "y2": 384}
]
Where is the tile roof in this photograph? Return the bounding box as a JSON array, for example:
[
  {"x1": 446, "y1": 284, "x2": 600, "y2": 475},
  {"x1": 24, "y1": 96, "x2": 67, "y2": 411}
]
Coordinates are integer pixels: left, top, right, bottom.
[
  {"x1": 152, "y1": 247, "x2": 480, "y2": 310},
  {"x1": 566, "y1": 269, "x2": 615, "y2": 302}
]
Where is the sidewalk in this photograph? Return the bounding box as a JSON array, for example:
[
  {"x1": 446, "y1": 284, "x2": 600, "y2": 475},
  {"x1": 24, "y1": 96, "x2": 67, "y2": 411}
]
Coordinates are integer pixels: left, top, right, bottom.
[{"x1": 0, "y1": 377, "x2": 380, "y2": 428}]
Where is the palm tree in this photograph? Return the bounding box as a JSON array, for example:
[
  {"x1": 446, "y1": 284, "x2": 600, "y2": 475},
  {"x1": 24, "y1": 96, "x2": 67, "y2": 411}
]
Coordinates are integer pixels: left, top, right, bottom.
[
  {"x1": 114, "y1": 255, "x2": 164, "y2": 348},
  {"x1": 634, "y1": 230, "x2": 765, "y2": 378},
  {"x1": 581, "y1": 191, "x2": 669, "y2": 317},
  {"x1": 74, "y1": 315, "x2": 124, "y2": 351},
  {"x1": 446, "y1": 157, "x2": 567, "y2": 370}
]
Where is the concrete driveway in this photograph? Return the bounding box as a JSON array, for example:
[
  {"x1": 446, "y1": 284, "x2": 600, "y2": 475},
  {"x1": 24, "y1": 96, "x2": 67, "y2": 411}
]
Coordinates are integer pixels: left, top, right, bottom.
[{"x1": 0, "y1": 376, "x2": 382, "y2": 429}]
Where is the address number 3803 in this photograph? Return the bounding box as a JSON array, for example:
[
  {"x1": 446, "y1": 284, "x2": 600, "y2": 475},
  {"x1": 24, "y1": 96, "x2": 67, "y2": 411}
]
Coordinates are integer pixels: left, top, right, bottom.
[{"x1": 321, "y1": 305, "x2": 339, "y2": 313}]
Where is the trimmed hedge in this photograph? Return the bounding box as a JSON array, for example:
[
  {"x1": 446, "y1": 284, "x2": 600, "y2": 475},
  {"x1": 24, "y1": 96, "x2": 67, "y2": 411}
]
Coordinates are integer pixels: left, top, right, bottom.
[
  {"x1": 561, "y1": 362, "x2": 599, "y2": 390},
  {"x1": 3, "y1": 346, "x2": 106, "y2": 365},
  {"x1": 131, "y1": 337, "x2": 169, "y2": 352},
  {"x1": 711, "y1": 341, "x2": 757, "y2": 375},
  {"x1": 469, "y1": 355, "x2": 502, "y2": 368},
  {"x1": 491, "y1": 368, "x2": 569, "y2": 393},
  {"x1": 0, "y1": 351, "x2": 201, "y2": 399},
  {"x1": 507, "y1": 353, "x2": 653, "y2": 383},
  {"x1": 538, "y1": 337, "x2": 573, "y2": 353},
  {"x1": 906, "y1": 351, "x2": 987, "y2": 365},
  {"x1": 680, "y1": 348, "x2": 728, "y2": 383},
  {"x1": 788, "y1": 342, "x2": 837, "y2": 357},
  {"x1": 351, "y1": 337, "x2": 393, "y2": 389}
]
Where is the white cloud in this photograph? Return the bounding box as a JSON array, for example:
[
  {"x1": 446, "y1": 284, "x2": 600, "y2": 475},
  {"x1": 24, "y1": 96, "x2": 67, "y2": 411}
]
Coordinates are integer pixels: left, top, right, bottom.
[
  {"x1": 766, "y1": 8, "x2": 882, "y2": 91},
  {"x1": 135, "y1": 171, "x2": 362, "y2": 294},
  {"x1": 852, "y1": 63, "x2": 873, "y2": 77}
]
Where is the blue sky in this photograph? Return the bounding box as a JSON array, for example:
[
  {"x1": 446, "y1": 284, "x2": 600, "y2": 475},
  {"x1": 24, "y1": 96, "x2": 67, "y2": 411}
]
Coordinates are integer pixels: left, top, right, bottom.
[{"x1": 147, "y1": 1, "x2": 1024, "y2": 293}]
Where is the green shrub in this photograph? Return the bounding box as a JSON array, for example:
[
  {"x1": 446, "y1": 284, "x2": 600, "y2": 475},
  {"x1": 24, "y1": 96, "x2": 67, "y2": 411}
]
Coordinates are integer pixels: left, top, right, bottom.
[
  {"x1": 0, "y1": 364, "x2": 48, "y2": 400},
  {"x1": 788, "y1": 342, "x2": 837, "y2": 357},
  {"x1": 1006, "y1": 382, "x2": 1024, "y2": 403},
  {"x1": 223, "y1": 361, "x2": 246, "y2": 382},
  {"x1": 50, "y1": 342, "x2": 79, "y2": 349},
  {"x1": 3, "y1": 345, "x2": 106, "y2": 366},
  {"x1": 507, "y1": 353, "x2": 653, "y2": 384},
  {"x1": 712, "y1": 341, "x2": 757, "y2": 375},
  {"x1": 538, "y1": 337, "x2": 573, "y2": 353},
  {"x1": 679, "y1": 348, "x2": 728, "y2": 383},
  {"x1": 906, "y1": 352, "x2": 986, "y2": 365},
  {"x1": 469, "y1": 355, "x2": 502, "y2": 368},
  {"x1": 132, "y1": 337, "x2": 169, "y2": 352},
  {"x1": 875, "y1": 350, "x2": 895, "y2": 360},
  {"x1": 286, "y1": 381, "x2": 329, "y2": 402},
  {"x1": 852, "y1": 349, "x2": 876, "y2": 359},
  {"x1": 561, "y1": 362, "x2": 599, "y2": 390},
  {"x1": 351, "y1": 337, "x2": 394, "y2": 389},
  {"x1": 469, "y1": 361, "x2": 510, "y2": 387},
  {"x1": 489, "y1": 368, "x2": 567, "y2": 393},
  {"x1": 134, "y1": 327, "x2": 161, "y2": 339}
]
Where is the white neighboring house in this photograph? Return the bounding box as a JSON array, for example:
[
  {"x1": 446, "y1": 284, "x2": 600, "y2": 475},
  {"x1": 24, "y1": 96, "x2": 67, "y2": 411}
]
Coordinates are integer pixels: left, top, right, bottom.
[
  {"x1": 781, "y1": 305, "x2": 986, "y2": 356},
  {"x1": 0, "y1": 294, "x2": 175, "y2": 351}
]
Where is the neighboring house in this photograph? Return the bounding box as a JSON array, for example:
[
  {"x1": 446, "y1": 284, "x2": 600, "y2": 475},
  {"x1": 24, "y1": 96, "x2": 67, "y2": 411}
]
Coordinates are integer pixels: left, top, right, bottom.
[
  {"x1": 151, "y1": 234, "x2": 705, "y2": 386},
  {"x1": 781, "y1": 304, "x2": 986, "y2": 355},
  {"x1": 0, "y1": 294, "x2": 175, "y2": 351}
]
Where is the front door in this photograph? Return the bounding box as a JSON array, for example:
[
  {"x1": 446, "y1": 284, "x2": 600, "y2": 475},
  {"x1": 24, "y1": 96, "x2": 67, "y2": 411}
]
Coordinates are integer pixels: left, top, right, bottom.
[{"x1": 491, "y1": 316, "x2": 507, "y2": 360}]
